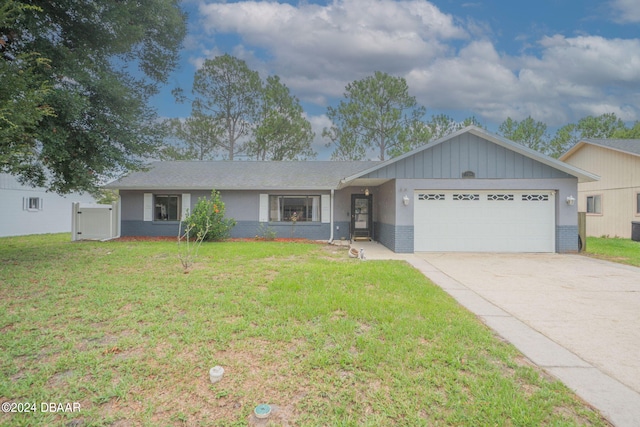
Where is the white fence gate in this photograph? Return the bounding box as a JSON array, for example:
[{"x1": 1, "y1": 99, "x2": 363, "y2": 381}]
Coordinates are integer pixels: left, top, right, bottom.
[{"x1": 71, "y1": 202, "x2": 120, "y2": 241}]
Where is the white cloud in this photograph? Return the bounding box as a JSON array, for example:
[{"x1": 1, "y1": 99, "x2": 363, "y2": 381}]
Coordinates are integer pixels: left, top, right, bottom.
[
  {"x1": 198, "y1": 0, "x2": 467, "y2": 98},
  {"x1": 610, "y1": 0, "x2": 640, "y2": 23},
  {"x1": 189, "y1": 0, "x2": 640, "y2": 127}
]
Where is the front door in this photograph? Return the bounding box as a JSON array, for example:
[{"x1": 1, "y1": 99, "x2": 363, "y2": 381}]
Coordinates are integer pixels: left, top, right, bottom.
[{"x1": 351, "y1": 194, "x2": 373, "y2": 240}]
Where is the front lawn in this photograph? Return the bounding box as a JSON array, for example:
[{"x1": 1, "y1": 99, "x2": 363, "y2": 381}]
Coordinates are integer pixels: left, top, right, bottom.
[
  {"x1": 1, "y1": 235, "x2": 608, "y2": 426},
  {"x1": 586, "y1": 236, "x2": 640, "y2": 267}
]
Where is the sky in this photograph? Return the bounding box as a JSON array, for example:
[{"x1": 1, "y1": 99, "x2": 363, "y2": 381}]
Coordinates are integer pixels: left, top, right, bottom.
[{"x1": 151, "y1": 0, "x2": 640, "y2": 159}]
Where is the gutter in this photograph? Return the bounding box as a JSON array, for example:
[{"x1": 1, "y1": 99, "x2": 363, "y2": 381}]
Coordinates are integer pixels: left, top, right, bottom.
[{"x1": 329, "y1": 189, "x2": 334, "y2": 243}]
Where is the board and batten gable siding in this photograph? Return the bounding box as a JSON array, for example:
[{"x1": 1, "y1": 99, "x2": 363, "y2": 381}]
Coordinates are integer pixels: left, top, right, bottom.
[{"x1": 362, "y1": 133, "x2": 573, "y2": 180}]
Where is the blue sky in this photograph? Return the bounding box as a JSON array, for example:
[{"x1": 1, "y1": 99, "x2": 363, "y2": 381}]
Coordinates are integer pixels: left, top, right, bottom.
[{"x1": 152, "y1": 0, "x2": 640, "y2": 158}]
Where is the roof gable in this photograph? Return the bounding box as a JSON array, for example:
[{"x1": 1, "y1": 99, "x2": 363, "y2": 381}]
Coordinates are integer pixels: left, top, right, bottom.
[
  {"x1": 560, "y1": 139, "x2": 640, "y2": 161},
  {"x1": 342, "y1": 126, "x2": 598, "y2": 184}
]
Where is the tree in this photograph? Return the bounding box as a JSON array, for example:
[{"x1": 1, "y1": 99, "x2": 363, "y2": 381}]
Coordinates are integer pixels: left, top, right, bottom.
[
  {"x1": 1, "y1": 2, "x2": 54, "y2": 185},
  {"x1": 0, "y1": 0, "x2": 187, "y2": 194},
  {"x1": 178, "y1": 55, "x2": 262, "y2": 160},
  {"x1": 249, "y1": 75, "x2": 316, "y2": 161},
  {"x1": 547, "y1": 113, "x2": 631, "y2": 158},
  {"x1": 323, "y1": 71, "x2": 428, "y2": 161},
  {"x1": 171, "y1": 56, "x2": 316, "y2": 161},
  {"x1": 498, "y1": 116, "x2": 549, "y2": 153},
  {"x1": 548, "y1": 123, "x2": 580, "y2": 158},
  {"x1": 427, "y1": 114, "x2": 461, "y2": 141},
  {"x1": 612, "y1": 121, "x2": 640, "y2": 139},
  {"x1": 425, "y1": 114, "x2": 484, "y2": 141},
  {"x1": 576, "y1": 113, "x2": 626, "y2": 139},
  {"x1": 162, "y1": 112, "x2": 221, "y2": 161}
]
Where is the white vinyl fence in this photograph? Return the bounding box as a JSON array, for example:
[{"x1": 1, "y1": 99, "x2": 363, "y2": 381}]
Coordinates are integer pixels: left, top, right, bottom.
[{"x1": 71, "y1": 202, "x2": 120, "y2": 241}]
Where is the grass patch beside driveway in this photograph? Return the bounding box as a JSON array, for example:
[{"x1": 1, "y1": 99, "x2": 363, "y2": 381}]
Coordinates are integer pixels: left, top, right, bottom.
[
  {"x1": 586, "y1": 237, "x2": 640, "y2": 267},
  {"x1": 1, "y1": 235, "x2": 608, "y2": 426}
]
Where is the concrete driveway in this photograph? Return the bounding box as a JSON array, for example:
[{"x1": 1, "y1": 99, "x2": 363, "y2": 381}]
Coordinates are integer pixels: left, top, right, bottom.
[{"x1": 411, "y1": 253, "x2": 640, "y2": 427}]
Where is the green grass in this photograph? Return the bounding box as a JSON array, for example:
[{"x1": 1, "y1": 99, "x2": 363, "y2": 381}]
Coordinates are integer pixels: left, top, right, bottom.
[
  {"x1": 586, "y1": 236, "x2": 640, "y2": 267},
  {"x1": 1, "y1": 234, "x2": 608, "y2": 426}
]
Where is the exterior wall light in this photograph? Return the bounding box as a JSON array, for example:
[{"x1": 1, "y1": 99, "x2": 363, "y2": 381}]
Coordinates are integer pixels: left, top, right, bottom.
[
  {"x1": 402, "y1": 194, "x2": 410, "y2": 206},
  {"x1": 364, "y1": 188, "x2": 370, "y2": 196},
  {"x1": 566, "y1": 195, "x2": 575, "y2": 206}
]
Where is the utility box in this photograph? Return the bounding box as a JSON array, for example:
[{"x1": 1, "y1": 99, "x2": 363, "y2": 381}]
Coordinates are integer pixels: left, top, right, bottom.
[{"x1": 632, "y1": 222, "x2": 640, "y2": 242}]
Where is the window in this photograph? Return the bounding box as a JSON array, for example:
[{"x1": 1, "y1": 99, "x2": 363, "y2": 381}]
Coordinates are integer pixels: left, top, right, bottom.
[
  {"x1": 24, "y1": 197, "x2": 42, "y2": 211},
  {"x1": 28, "y1": 197, "x2": 40, "y2": 210},
  {"x1": 637, "y1": 193, "x2": 640, "y2": 214},
  {"x1": 586, "y1": 195, "x2": 602, "y2": 214},
  {"x1": 154, "y1": 195, "x2": 180, "y2": 221},
  {"x1": 269, "y1": 195, "x2": 320, "y2": 222}
]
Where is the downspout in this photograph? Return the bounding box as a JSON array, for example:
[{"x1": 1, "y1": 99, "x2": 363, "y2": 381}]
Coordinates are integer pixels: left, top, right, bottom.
[{"x1": 329, "y1": 189, "x2": 335, "y2": 243}]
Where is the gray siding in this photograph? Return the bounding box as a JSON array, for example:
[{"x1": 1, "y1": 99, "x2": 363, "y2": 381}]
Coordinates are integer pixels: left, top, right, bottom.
[
  {"x1": 362, "y1": 133, "x2": 573, "y2": 180},
  {"x1": 556, "y1": 225, "x2": 579, "y2": 253},
  {"x1": 121, "y1": 220, "x2": 332, "y2": 240},
  {"x1": 119, "y1": 189, "x2": 336, "y2": 241},
  {"x1": 375, "y1": 222, "x2": 413, "y2": 253}
]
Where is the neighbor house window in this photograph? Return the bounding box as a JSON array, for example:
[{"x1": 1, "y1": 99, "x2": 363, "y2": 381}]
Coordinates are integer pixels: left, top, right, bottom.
[
  {"x1": 586, "y1": 195, "x2": 602, "y2": 214},
  {"x1": 269, "y1": 195, "x2": 320, "y2": 222},
  {"x1": 24, "y1": 197, "x2": 43, "y2": 211},
  {"x1": 154, "y1": 195, "x2": 180, "y2": 221}
]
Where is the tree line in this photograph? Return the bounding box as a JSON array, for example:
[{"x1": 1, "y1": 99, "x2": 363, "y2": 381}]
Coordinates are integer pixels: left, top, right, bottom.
[
  {"x1": 165, "y1": 57, "x2": 640, "y2": 163},
  {"x1": 2, "y1": 1, "x2": 639, "y2": 195}
]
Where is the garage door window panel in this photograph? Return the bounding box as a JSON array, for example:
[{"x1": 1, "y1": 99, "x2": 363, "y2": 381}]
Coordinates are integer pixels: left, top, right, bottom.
[{"x1": 488, "y1": 194, "x2": 514, "y2": 201}]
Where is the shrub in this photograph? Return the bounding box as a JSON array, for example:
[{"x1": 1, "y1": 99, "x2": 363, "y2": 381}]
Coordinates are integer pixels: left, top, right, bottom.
[
  {"x1": 184, "y1": 190, "x2": 236, "y2": 241},
  {"x1": 256, "y1": 223, "x2": 277, "y2": 241}
]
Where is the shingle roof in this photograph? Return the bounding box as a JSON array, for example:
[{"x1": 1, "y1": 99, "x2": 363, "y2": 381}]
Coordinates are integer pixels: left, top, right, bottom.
[
  {"x1": 104, "y1": 161, "x2": 379, "y2": 190},
  {"x1": 581, "y1": 139, "x2": 640, "y2": 156}
]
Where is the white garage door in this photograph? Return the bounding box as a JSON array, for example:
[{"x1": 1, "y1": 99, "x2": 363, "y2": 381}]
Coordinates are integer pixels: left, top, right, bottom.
[{"x1": 414, "y1": 190, "x2": 555, "y2": 252}]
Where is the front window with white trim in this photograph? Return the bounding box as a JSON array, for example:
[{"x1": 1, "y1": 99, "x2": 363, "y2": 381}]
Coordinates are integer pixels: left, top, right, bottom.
[
  {"x1": 154, "y1": 195, "x2": 180, "y2": 221},
  {"x1": 269, "y1": 196, "x2": 320, "y2": 222}
]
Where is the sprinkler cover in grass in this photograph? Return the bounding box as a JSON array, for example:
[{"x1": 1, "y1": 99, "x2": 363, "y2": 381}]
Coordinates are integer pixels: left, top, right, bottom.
[{"x1": 254, "y1": 404, "x2": 271, "y2": 419}]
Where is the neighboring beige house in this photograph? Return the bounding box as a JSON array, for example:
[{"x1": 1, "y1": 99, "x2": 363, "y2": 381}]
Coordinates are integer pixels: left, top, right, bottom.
[{"x1": 560, "y1": 139, "x2": 640, "y2": 238}]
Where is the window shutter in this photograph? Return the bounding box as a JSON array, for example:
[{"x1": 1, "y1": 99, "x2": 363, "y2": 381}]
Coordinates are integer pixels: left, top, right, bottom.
[
  {"x1": 181, "y1": 193, "x2": 191, "y2": 220},
  {"x1": 321, "y1": 194, "x2": 330, "y2": 223},
  {"x1": 259, "y1": 194, "x2": 269, "y2": 222},
  {"x1": 143, "y1": 193, "x2": 153, "y2": 221},
  {"x1": 23, "y1": 197, "x2": 27, "y2": 210},
  {"x1": 39, "y1": 198, "x2": 43, "y2": 211}
]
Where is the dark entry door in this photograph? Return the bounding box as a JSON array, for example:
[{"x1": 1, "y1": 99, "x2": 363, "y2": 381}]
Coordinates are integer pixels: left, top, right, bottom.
[{"x1": 351, "y1": 194, "x2": 372, "y2": 240}]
